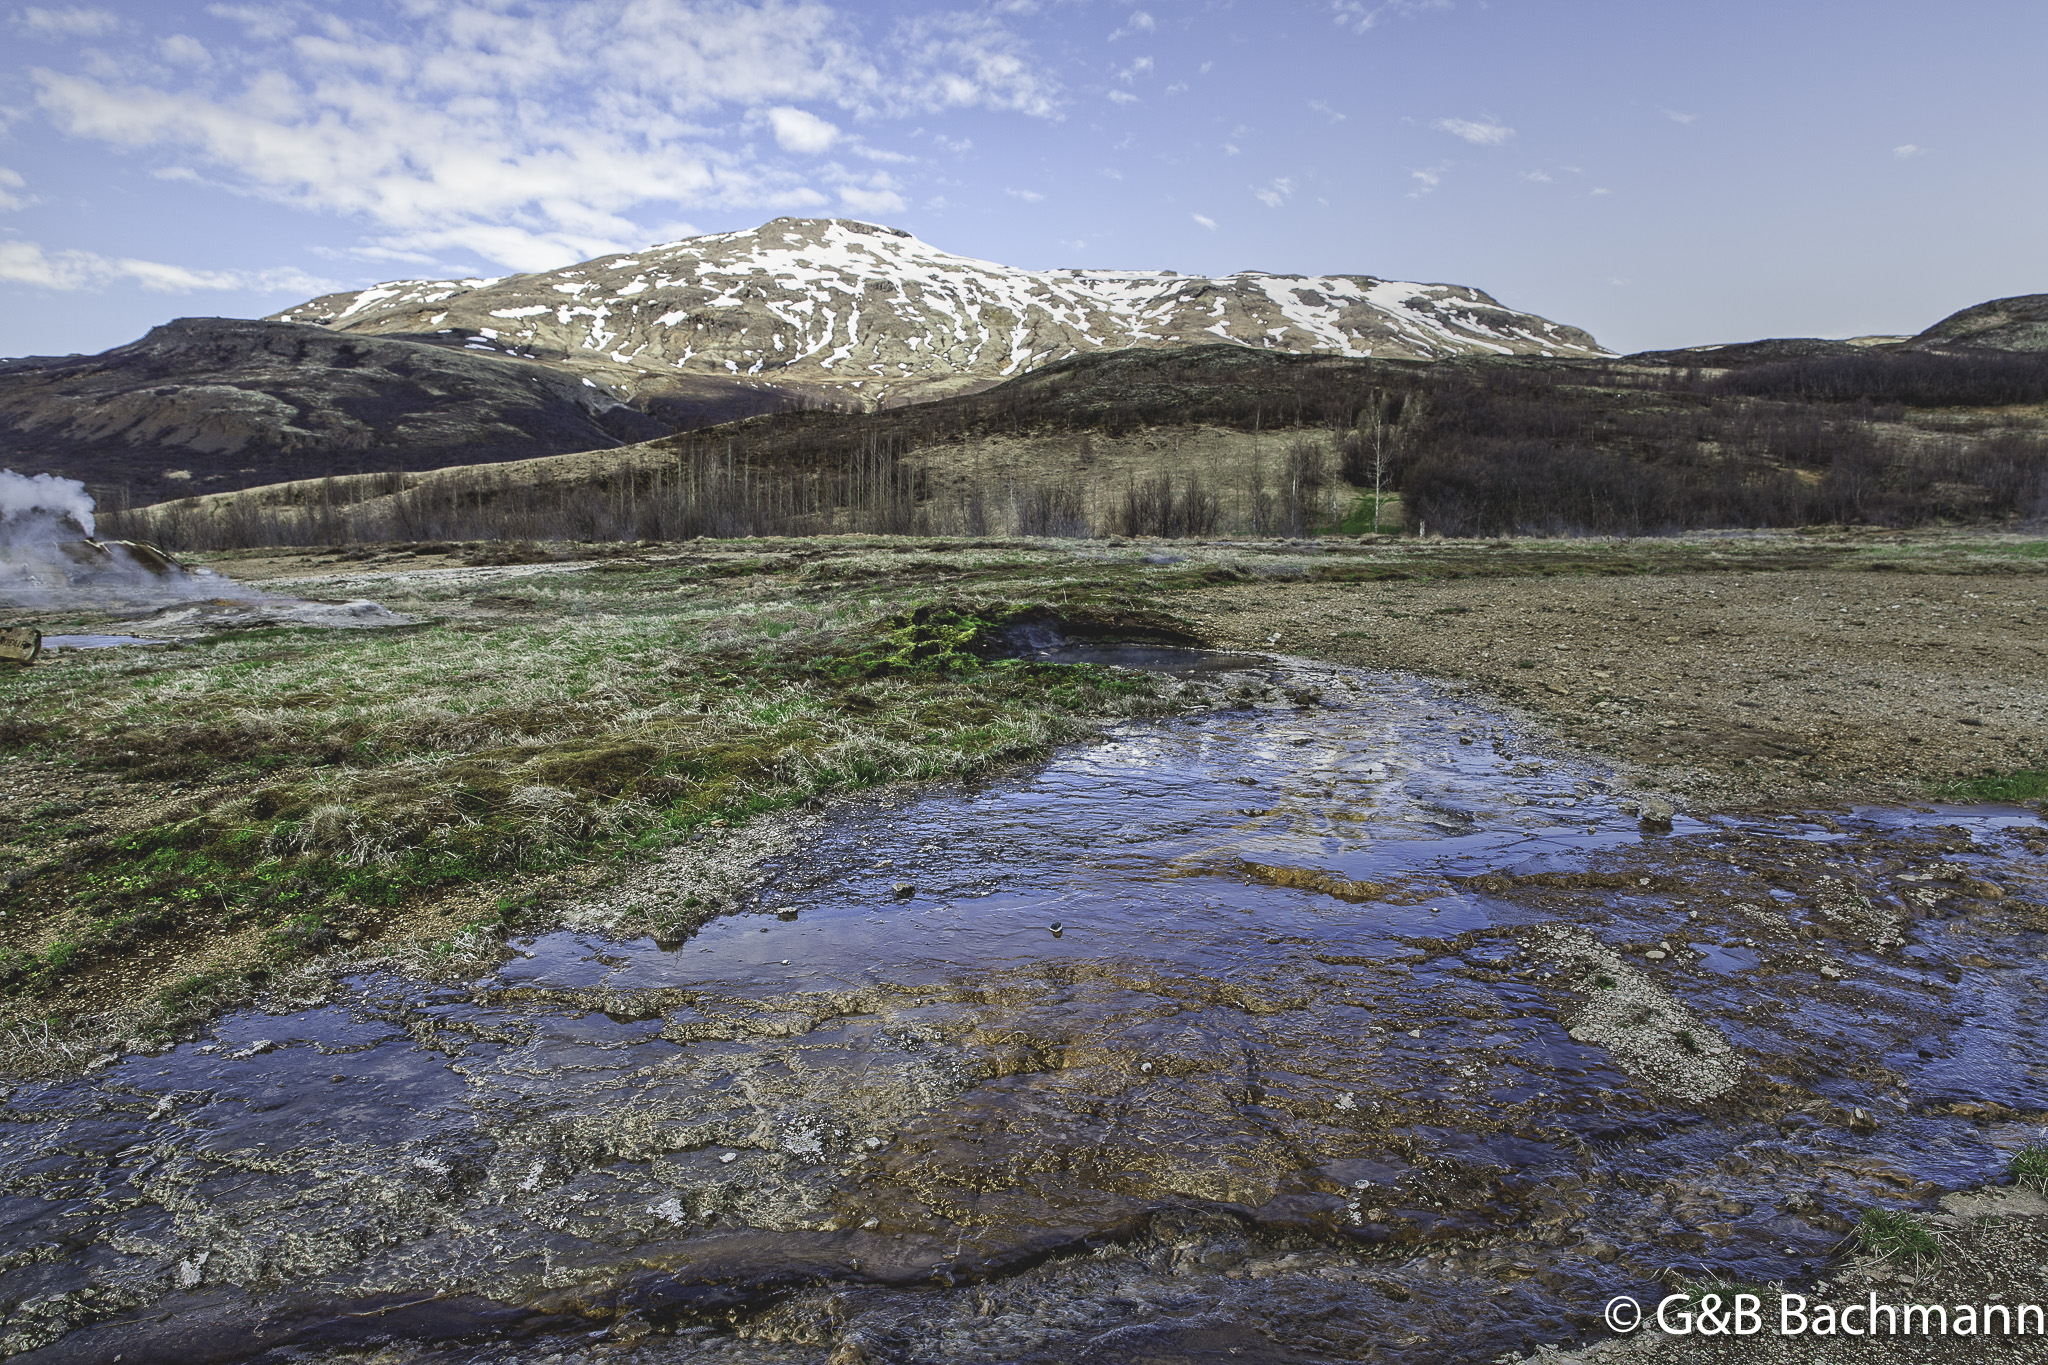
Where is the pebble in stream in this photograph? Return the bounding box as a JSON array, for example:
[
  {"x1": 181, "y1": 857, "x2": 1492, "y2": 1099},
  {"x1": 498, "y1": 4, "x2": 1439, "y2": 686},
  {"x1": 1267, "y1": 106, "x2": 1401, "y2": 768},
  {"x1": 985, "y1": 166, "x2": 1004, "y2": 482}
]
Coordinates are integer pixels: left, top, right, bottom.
[{"x1": 1, "y1": 651, "x2": 2043, "y2": 1364}]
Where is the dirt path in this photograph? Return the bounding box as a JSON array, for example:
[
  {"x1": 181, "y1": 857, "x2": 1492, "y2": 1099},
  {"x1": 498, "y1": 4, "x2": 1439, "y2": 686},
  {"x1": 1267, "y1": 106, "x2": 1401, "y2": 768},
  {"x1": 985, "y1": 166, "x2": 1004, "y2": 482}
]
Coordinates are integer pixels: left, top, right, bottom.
[{"x1": 1190, "y1": 570, "x2": 2048, "y2": 809}]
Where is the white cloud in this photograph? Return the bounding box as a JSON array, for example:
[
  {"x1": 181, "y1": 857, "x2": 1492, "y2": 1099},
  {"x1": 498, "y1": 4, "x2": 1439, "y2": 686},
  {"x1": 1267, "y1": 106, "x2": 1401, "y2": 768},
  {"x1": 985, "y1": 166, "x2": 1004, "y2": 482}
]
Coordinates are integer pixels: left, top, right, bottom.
[
  {"x1": 1893, "y1": 143, "x2": 1925, "y2": 158},
  {"x1": 1520, "y1": 169, "x2": 1552, "y2": 183},
  {"x1": 203, "y1": 4, "x2": 299, "y2": 43},
  {"x1": 1191, "y1": 212, "x2": 1217, "y2": 230},
  {"x1": 159, "y1": 33, "x2": 211, "y2": 66},
  {"x1": 1110, "y1": 9, "x2": 1156, "y2": 40},
  {"x1": 1433, "y1": 117, "x2": 1513, "y2": 145},
  {"x1": 0, "y1": 239, "x2": 337, "y2": 293},
  {"x1": 1222, "y1": 142, "x2": 1241, "y2": 156},
  {"x1": 1660, "y1": 107, "x2": 1697, "y2": 125},
  {"x1": 1254, "y1": 176, "x2": 1294, "y2": 208},
  {"x1": 1407, "y1": 165, "x2": 1445, "y2": 197},
  {"x1": 0, "y1": 167, "x2": 32, "y2": 211},
  {"x1": 766, "y1": 106, "x2": 840, "y2": 154},
  {"x1": 1308, "y1": 100, "x2": 1345, "y2": 123},
  {"x1": 1005, "y1": 187, "x2": 1044, "y2": 201},
  {"x1": 18, "y1": 6, "x2": 121, "y2": 39},
  {"x1": 1589, "y1": 186, "x2": 1612, "y2": 196},
  {"x1": 838, "y1": 183, "x2": 907, "y2": 216},
  {"x1": 27, "y1": 0, "x2": 1060, "y2": 272},
  {"x1": 1330, "y1": 0, "x2": 1450, "y2": 35},
  {"x1": 1107, "y1": 89, "x2": 1139, "y2": 104},
  {"x1": 1164, "y1": 80, "x2": 1186, "y2": 94},
  {"x1": 890, "y1": 9, "x2": 1059, "y2": 118},
  {"x1": 1117, "y1": 56, "x2": 1154, "y2": 82}
]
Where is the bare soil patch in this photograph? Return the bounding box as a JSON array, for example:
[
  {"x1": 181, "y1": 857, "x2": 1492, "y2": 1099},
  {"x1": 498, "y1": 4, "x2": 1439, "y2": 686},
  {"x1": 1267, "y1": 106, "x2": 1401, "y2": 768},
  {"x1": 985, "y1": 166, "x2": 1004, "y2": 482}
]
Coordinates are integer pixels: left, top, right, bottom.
[{"x1": 1189, "y1": 568, "x2": 2048, "y2": 810}]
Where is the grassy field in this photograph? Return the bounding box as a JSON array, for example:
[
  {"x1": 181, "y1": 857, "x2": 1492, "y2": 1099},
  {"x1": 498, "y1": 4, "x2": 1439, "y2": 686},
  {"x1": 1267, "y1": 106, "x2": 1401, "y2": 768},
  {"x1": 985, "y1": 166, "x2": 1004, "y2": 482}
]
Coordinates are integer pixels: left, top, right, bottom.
[
  {"x1": 0, "y1": 544, "x2": 1230, "y2": 1055},
  {"x1": 2, "y1": 526, "x2": 2044, "y2": 1064}
]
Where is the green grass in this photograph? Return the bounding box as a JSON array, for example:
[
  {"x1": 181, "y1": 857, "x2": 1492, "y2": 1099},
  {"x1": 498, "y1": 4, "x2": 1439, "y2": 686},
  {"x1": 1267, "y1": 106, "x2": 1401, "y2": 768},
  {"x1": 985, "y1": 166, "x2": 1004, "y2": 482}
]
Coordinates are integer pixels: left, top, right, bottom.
[
  {"x1": 1337, "y1": 493, "x2": 1403, "y2": 536},
  {"x1": 0, "y1": 584, "x2": 1200, "y2": 1008},
  {"x1": 1934, "y1": 769, "x2": 2048, "y2": 805},
  {"x1": 1855, "y1": 1208, "x2": 1940, "y2": 1265},
  {"x1": 2009, "y1": 1143, "x2": 2048, "y2": 1190}
]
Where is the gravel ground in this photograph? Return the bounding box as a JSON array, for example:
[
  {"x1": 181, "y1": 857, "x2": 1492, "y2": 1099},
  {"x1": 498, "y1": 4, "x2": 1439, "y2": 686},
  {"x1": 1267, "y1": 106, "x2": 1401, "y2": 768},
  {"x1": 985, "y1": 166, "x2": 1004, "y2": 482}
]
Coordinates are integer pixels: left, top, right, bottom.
[{"x1": 1189, "y1": 569, "x2": 2048, "y2": 810}]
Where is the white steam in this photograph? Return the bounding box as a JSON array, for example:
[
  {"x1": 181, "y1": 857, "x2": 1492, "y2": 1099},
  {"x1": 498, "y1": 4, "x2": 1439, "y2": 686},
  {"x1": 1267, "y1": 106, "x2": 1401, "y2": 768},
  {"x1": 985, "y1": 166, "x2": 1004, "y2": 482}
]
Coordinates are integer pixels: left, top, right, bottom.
[
  {"x1": 1, "y1": 467, "x2": 257, "y2": 611},
  {"x1": 0, "y1": 469, "x2": 96, "y2": 538},
  {"x1": 0, "y1": 468, "x2": 408, "y2": 632}
]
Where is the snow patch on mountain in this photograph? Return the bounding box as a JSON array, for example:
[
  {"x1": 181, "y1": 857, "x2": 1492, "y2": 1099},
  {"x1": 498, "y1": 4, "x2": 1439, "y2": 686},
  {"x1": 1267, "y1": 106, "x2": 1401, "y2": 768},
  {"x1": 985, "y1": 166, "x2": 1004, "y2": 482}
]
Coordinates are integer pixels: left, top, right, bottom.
[{"x1": 270, "y1": 218, "x2": 1608, "y2": 405}]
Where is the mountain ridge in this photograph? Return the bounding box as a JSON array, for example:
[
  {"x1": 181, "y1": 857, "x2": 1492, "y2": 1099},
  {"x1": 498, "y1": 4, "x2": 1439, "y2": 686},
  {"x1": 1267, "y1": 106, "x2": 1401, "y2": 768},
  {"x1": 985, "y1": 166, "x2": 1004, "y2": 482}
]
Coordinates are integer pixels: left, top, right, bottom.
[{"x1": 266, "y1": 216, "x2": 1611, "y2": 409}]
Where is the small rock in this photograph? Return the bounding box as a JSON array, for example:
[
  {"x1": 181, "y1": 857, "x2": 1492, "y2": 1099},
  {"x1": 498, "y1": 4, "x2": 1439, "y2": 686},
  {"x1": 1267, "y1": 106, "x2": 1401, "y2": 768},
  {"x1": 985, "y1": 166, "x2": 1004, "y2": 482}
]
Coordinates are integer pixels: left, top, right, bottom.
[
  {"x1": 890, "y1": 881, "x2": 915, "y2": 900},
  {"x1": 1638, "y1": 799, "x2": 1675, "y2": 831},
  {"x1": 1821, "y1": 965, "x2": 1843, "y2": 980},
  {"x1": 1645, "y1": 950, "x2": 1668, "y2": 961},
  {"x1": 775, "y1": 906, "x2": 800, "y2": 920},
  {"x1": 610, "y1": 1312, "x2": 654, "y2": 1345},
  {"x1": 718, "y1": 1151, "x2": 738, "y2": 1164},
  {"x1": 1849, "y1": 1108, "x2": 1879, "y2": 1134}
]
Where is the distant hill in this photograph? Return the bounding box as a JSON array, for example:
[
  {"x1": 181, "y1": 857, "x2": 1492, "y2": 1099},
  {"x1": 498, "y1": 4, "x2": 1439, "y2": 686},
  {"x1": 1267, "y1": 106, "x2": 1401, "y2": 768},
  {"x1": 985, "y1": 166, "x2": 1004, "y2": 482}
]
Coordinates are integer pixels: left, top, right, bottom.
[
  {"x1": 1622, "y1": 293, "x2": 2048, "y2": 369},
  {"x1": 114, "y1": 332, "x2": 2048, "y2": 548},
  {"x1": 1905, "y1": 294, "x2": 2048, "y2": 353},
  {"x1": 0, "y1": 318, "x2": 718, "y2": 504},
  {"x1": 1623, "y1": 336, "x2": 1908, "y2": 367},
  {"x1": 267, "y1": 215, "x2": 1612, "y2": 411}
]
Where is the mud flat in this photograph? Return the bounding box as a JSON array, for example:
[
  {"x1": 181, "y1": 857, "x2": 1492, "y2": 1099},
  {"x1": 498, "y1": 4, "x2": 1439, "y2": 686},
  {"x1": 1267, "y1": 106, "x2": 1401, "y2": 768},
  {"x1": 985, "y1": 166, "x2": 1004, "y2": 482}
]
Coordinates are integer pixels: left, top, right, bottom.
[{"x1": 0, "y1": 531, "x2": 2043, "y2": 1362}]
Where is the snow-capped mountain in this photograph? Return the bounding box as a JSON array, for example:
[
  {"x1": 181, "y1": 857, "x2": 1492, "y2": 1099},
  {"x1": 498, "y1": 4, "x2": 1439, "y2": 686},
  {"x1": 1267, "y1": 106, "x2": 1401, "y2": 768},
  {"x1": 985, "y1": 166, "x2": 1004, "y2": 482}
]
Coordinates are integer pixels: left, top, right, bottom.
[{"x1": 270, "y1": 217, "x2": 1610, "y2": 408}]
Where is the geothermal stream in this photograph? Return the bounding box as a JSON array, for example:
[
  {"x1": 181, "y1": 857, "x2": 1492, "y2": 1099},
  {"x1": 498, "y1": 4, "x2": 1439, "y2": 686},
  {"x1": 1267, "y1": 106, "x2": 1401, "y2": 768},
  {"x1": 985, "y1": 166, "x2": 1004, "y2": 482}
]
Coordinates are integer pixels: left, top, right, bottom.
[{"x1": 0, "y1": 644, "x2": 2043, "y2": 1364}]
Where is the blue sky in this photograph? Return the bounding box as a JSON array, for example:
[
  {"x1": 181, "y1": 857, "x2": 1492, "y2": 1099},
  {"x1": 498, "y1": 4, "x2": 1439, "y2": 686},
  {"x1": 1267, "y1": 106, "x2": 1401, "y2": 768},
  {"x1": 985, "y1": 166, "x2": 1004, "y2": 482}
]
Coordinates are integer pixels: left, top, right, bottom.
[{"x1": 1, "y1": 0, "x2": 2042, "y2": 358}]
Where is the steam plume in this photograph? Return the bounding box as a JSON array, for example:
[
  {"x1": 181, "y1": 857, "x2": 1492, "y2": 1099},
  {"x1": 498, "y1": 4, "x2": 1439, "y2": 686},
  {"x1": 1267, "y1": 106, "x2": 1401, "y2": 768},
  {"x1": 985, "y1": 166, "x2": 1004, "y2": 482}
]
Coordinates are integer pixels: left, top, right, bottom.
[
  {"x1": 1, "y1": 468, "x2": 411, "y2": 632},
  {"x1": 1, "y1": 467, "x2": 259, "y2": 611}
]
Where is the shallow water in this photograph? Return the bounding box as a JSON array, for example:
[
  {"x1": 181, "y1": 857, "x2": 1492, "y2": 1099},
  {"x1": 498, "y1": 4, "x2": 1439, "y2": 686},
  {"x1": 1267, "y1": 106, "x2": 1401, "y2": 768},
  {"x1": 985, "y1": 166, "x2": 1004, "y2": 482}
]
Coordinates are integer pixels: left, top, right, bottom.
[
  {"x1": 3, "y1": 653, "x2": 2043, "y2": 1364},
  {"x1": 36, "y1": 633, "x2": 172, "y2": 651}
]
